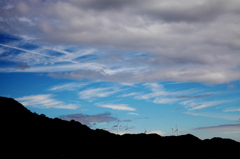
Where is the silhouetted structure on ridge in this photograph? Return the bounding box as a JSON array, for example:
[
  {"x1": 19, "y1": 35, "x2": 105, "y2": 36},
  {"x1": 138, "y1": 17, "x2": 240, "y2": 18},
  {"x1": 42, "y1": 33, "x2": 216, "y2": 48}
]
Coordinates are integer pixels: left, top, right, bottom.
[{"x1": 1, "y1": 97, "x2": 239, "y2": 158}]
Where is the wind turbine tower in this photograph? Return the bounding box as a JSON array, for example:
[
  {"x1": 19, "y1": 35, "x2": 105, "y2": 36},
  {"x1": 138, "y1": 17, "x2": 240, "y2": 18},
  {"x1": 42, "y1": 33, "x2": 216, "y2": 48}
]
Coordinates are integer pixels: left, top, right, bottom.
[
  {"x1": 113, "y1": 120, "x2": 121, "y2": 135},
  {"x1": 143, "y1": 126, "x2": 148, "y2": 134},
  {"x1": 174, "y1": 125, "x2": 179, "y2": 136},
  {"x1": 171, "y1": 128, "x2": 174, "y2": 136}
]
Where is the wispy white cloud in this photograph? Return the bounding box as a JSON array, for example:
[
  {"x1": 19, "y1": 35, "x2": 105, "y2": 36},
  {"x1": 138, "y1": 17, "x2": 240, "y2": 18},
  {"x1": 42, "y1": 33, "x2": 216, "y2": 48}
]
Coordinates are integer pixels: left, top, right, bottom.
[
  {"x1": 193, "y1": 124, "x2": 240, "y2": 130},
  {"x1": 18, "y1": 16, "x2": 35, "y2": 26},
  {"x1": 43, "y1": 46, "x2": 96, "y2": 64},
  {"x1": 153, "y1": 97, "x2": 181, "y2": 104},
  {"x1": 0, "y1": 62, "x2": 104, "y2": 73},
  {"x1": 96, "y1": 103, "x2": 136, "y2": 111},
  {"x1": 0, "y1": 43, "x2": 53, "y2": 58},
  {"x1": 224, "y1": 107, "x2": 240, "y2": 112},
  {"x1": 102, "y1": 66, "x2": 147, "y2": 76},
  {"x1": 128, "y1": 112, "x2": 139, "y2": 115},
  {"x1": 126, "y1": 83, "x2": 211, "y2": 106},
  {"x1": 189, "y1": 101, "x2": 225, "y2": 110},
  {"x1": 185, "y1": 112, "x2": 239, "y2": 121},
  {"x1": 215, "y1": 130, "x2": 240, "y2": 134},
  {"x1": 49, "y1": 83, "x2": 86, "y2": 91},
  {"x1": 134, "y1": 83, "x2": 169, "y2": 100},
  {"x1": 0, "y1": 41, "x2": 103, "y2": 73},
  {"x1": 183, "y1": 100, "x2": 228, "y2": 110},
  {"x1": 179, "y1": 99, "x2": 196, "y2": 106},
  {"x1": 228, "y1": 85, "x2": 236, "y2": 89},
  {"x1": 119, "y1": 92, "x2": 140, "y2": 98},
  {"x1": 147, "y1": 130, "x2": 165, "y2": 135},
  {"x1": 16, "y1": 94, "x2": 78, "y2": 109},
  {"x1": 79, "y1": 87, "x2": 119, "y2": 100}
]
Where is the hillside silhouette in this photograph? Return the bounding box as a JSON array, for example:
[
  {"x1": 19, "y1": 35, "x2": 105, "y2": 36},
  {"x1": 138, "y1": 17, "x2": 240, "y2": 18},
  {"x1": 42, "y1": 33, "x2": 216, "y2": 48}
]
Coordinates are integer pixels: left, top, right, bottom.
[{"x1": 1, "y1": 96, "x2": 239, "y2": 158}]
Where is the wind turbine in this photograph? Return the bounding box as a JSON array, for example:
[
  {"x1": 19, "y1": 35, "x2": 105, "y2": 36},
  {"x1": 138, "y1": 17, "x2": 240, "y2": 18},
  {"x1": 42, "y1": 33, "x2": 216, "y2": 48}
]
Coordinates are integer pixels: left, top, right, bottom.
[
  {"x1": 124, "y1": 124, "x2": 131, "y2": 134},
  {"x1": 143, "y1": 126, "x2": 148, "y2": 134},
  {"x1": 103, "y1": 122, "x2": 109, "y2": 131},
  {"x1": 174, "y1": 125, "x2": 179, "y2": 136},
  {"x1": 113, "y1": 120, "x2": 121, "y2": 134},
  {"x1": 171, "y1": 127, "x2": 175, "y2": 136}
]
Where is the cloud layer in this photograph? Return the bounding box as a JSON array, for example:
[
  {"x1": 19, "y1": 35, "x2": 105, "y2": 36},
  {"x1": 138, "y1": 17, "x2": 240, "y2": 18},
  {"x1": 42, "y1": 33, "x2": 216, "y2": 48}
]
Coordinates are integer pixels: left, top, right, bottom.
[
  {"x1": 194, "y1": 124, "x2": 240, "y2": 130},
  {"x1": 16, "y1": 94, "x2": 78, "y2": 109},
  {"x1": 58, "y1": 112, "x2": 117, "y2": 125},
  {"x1": 97, "y1": 103, "x2": 136, "y2": 111},
  {"x1": 1, "y1": 0, "x2": 240, "y2": 84}
]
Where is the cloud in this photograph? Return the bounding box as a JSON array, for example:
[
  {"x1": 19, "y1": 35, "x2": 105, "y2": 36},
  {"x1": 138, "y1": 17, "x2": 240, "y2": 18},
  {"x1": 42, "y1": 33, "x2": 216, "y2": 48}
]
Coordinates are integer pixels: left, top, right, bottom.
[
  {"x1": 1, "y1": 0, "x2": 240, "y2": 84},
  {"x1": 96, "y1": 103, "x2": 136, "y2": 111},
  {"x1": 78, "y1": 87, "x2": 119, "y2": 100},
  {"x1": 0, "y1": 43, "x2": 53, "y2": 59},
  {"x1": 228, "y1": 85, "x2": 236, "y2": 89},
  {"x1": 193, "y1": 124, "x2": 240, "y2": 130},
  {"x1": 147, "y1": 130, "x2": 165, "y2": 136},
  {"x1": 124, "y1": 83, "x2": 215, "y2": 107},
  {"x1": 188, "y1": 101, "x2": 226, "y2": 110},
  {"x1": 0, "y1": 62, "x2": 104, "y2": 73},
  {"x1": 119, "y1": 83, "x2": 186, "y2": 105},
  {"x1": 185, "y1": 112, "x2": 239, "y2": 121},
  {"x1": 46, "y1": 64, "x2": 240, "y2": 84},
  {"x1": 58, "y1": 112, "x2": 117, "y2": 125},
  {"x1": 181, "y1": 100, "x2": 228, "y2": 110},
  {"x1": 128, "y1": 112, "x2": 139, "y2": 116},
  {"x1": 138, "y1": 0, "x2": 240, "y2": 23},
  {"x1": 49, "y1": 83, "x2": 86, "y2": 91},
  {"x1": 224, "y1": 108, "x2": 240, "y2": 112},
  {"x1": 134, "y1": 83, "x2": 169, "y2": 100},
  {"x1": 176, "y1": 94, "x2": 213, "y2": 99},
  {"x1": 153, "y1": 97, "x2": 180, "y2": 104},
  {"x1": 16, "y1": 94, "x2": 78, "y2": 109},
  {"x1": 0, "y1": 42, "x2": 100, "y2": 70},
  {"x1": 215, "y1": 131, "x2": 240, "y2": 134}
]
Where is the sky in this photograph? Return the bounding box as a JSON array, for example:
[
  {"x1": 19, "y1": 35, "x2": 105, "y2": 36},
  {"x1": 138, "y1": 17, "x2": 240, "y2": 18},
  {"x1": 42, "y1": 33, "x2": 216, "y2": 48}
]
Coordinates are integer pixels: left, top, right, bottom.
[{"x1": 0, "y1": 0, "x2": 240, "y2": 141}]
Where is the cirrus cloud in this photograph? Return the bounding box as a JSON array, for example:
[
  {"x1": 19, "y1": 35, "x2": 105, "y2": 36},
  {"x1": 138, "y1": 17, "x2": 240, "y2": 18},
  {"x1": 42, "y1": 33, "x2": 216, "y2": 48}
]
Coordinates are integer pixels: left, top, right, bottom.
[
  {"x1": 16, "y1": 94, "x2": 78, "y2": 109},
  {"x1": 96, "y1": 103, "x2": 136, "y2": 111},
  {"x1": 0, "y1": 0, "x2": 240, "y2": 84},
  {"x1": 193, "y1": 124, "x2": 240, "y2": 130},
  {"x1": 58, "y1": 112, "x2": 117, "y2": 125}
]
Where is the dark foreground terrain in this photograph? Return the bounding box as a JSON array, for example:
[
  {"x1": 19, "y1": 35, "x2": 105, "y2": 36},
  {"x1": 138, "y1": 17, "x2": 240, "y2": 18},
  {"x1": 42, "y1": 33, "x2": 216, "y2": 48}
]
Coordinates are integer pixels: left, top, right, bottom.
[{"x1": 1, "y1": 97, "x2": 239, "y2": 158}]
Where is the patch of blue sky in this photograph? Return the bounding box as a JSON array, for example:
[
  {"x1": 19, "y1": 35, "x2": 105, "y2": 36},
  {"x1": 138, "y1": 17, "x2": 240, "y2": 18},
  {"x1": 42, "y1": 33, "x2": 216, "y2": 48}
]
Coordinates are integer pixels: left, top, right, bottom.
[
  {"x1": 44, "y1": 49, "x2": 66, "y2": 57},
  {"x1": 0, "y1": 60, "x2": 18, "y2": 68},
  {"x1": 74, "y1": 54, "x2": 98, "y2": 61},
  {"x1": 123, "y1": 52, "x2": 149, "y2": 60},
  {"x1": 0, "y1": 73, "x2": 53, "y2": 95},
  {"x1": 0, "y1": 45, "x2": 20, "y2": 55},
  {"x1": 0, "y1": 33, "x2": 22, "y2": 44},
  {"x1": 17, "y1": 42, "x2": 39, "y2": 50},
  {"x1": 63, "y1": 45, "x2": 90, "y2": 53}
]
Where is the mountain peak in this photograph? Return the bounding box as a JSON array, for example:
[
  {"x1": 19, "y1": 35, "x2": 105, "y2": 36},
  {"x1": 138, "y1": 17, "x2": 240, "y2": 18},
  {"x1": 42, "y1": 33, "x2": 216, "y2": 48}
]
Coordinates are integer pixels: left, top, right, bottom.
[
  {"x1": 1, "y1": 96, "x2": 239, "y2": 158},
  {"x1": 1, "y1": 96, "x2": 30, "y2": 113}
]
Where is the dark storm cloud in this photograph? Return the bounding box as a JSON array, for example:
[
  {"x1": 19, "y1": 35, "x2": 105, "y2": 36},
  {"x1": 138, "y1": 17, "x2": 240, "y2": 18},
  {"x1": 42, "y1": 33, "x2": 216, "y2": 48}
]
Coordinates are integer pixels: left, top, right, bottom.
[{"x1": 58, "y1": 112, "x2": 117, "y2": 125}]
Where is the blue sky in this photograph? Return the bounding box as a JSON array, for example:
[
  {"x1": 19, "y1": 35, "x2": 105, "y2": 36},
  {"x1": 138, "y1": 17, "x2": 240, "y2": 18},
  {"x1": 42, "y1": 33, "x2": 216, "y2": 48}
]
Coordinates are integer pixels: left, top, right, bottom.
[{"x1": 0, "y1": 0, "x2": 240, "y2": 141}]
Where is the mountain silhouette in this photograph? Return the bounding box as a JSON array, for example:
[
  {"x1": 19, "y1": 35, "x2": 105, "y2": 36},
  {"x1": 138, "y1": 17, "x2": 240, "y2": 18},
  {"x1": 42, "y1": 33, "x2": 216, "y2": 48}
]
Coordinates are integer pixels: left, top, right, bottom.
[{"x1": 1, "y1": 96, "x2": 239, "y2": 158}]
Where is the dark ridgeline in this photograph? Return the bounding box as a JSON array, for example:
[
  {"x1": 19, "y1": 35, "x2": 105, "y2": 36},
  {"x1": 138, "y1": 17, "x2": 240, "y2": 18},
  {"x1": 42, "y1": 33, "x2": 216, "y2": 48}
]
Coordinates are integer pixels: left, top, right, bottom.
[{"x1": 1, "y1": 97, "x2": 239, "y2": 159}]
